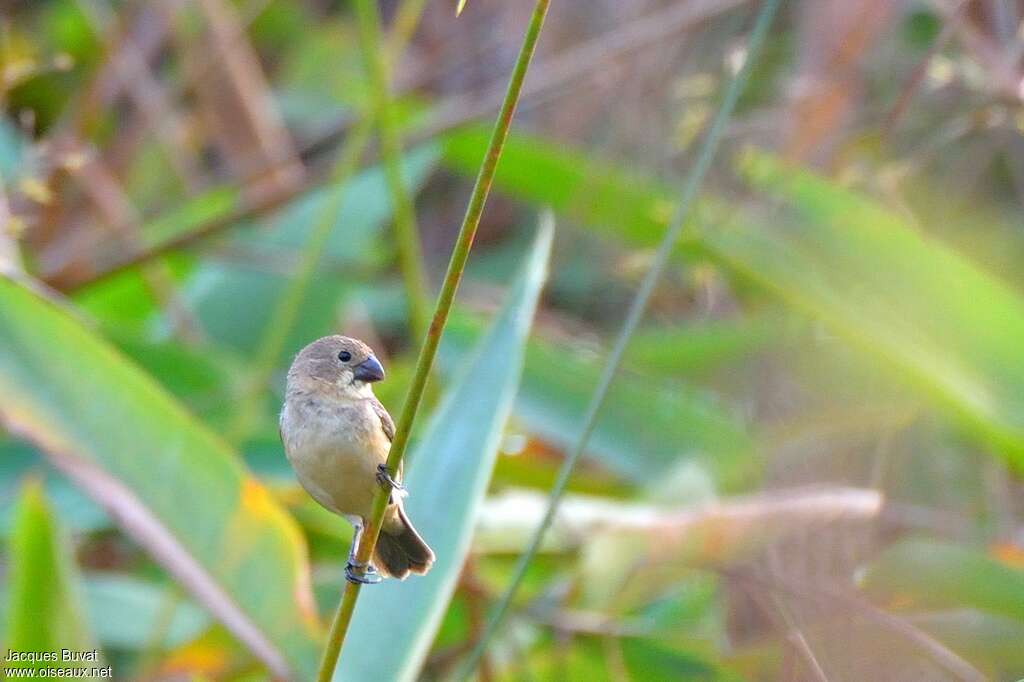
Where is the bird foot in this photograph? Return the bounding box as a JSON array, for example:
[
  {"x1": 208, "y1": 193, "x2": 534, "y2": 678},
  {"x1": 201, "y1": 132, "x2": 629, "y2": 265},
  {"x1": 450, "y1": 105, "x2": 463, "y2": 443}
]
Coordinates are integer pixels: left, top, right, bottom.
[
  {"x1": 376, "y1": 464, "x2": 407, "y2": 498},
  {"x1": 345, "y1": 560, "x2": 382, "y2": 585}
]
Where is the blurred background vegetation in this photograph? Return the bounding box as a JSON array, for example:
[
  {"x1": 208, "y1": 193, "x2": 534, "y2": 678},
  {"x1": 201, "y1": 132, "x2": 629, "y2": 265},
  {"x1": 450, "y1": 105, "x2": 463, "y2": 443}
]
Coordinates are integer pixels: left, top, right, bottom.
[{"x1": 2, "y1": 0, "x2": 1024, "y2": 680}]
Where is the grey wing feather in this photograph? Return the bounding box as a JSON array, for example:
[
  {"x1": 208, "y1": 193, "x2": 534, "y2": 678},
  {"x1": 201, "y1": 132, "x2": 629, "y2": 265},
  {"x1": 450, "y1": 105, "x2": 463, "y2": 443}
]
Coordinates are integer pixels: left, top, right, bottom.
[
  {"x1": 370, "y1": 396, "x2": 395, "y2": 442},
  {"x1": 370, "y1": 396, "x2": 403, "y2": 485}
]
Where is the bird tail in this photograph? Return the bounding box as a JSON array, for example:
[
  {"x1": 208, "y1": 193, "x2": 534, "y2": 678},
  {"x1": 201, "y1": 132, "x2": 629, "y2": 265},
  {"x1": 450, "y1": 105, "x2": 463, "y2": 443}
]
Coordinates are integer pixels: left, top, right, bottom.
[{"x1": 373, "y1": 506, "x2": 435, "y2": 579}]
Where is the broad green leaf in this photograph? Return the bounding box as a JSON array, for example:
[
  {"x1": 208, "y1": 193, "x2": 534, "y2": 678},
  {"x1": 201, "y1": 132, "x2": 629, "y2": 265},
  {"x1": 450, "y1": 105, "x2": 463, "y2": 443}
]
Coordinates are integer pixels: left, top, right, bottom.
[
  {"x1": 73, "y1": 253, "x2": 193, "y2": 337},
  {"x1": 4, "y1": 480, "x2": 97, "y2": 676},
  {"x1": 441, "y1": 317, "x2": 755, "y2": 488},
  {"x1": 442, "y1": 126, "x2": 678, "y2": 251},
  {"x1": 83, "y1": 574, "x2": 210, "y2": 650},
  {"x1": 108, "y1": 333, "x2": 243, "y2": 425},
  {"x1": 241, "y1": 145, "x2": 437, "y2": 263},
  {"x1": 530, "y1": 636, "x2": 615, "y2": 681},
  {"x1": 0, "y1": 277, "x2": 320, "y2": 679},
  {"x1": 625, "y1": 314, "x2": 784, "y2": 377},
  {"x1": 489, "y1": 446, "x2": 633, "y2": 499},
  {"x1": 860, "y1": 539, "x2": 1024, "y2": 622},
  {"x1": 520, "y1": 635, "x2": 737, "y2": 682},
  {"x1": 444, "y1": 128, "x2": 1024, "y2": 469},
  {"x1": 141, "y1": 185, "x2": 243, "y2": 249},
  {"x1": 714, "y1": 151, "x2": 1024, "y2": 469},
  {"x1": 188, "y1": 265, "x2": 351, "y2": 359},
  {"x1": 620, "y1": 638, "x2": 741, "y2": 682},
  {"x1": 514, "y1": 335, "x2": 754, "y2": 488},
  {"x1": 337, "y1": 219, "x2": 554, "y2": 682},
  {"x1": 0, "y1": 441, "x2": 108, "y2": 535}
]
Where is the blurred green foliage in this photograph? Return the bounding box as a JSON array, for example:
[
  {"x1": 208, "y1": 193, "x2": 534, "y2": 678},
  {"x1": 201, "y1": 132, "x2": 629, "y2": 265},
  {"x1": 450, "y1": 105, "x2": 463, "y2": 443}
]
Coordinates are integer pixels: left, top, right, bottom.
[
  {"x1": 1, "y1": 1, "x2": 1024, "y2": 681},
  {"x1": 4, "y1": 481, "x2": 97, "y2": 676}
]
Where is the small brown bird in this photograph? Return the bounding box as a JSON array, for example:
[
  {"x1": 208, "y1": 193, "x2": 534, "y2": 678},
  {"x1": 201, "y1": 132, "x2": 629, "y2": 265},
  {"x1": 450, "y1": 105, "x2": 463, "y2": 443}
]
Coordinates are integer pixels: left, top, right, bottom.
[{"x1": 279, "y1": 335, "x2": 434, "y2": 583}]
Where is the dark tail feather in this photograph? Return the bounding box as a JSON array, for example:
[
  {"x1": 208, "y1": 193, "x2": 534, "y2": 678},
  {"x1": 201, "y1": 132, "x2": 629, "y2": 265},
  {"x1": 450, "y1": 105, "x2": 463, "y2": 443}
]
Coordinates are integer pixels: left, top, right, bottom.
[{"x1": 373, "y1": 507, "x2": 435, "y2": 580}]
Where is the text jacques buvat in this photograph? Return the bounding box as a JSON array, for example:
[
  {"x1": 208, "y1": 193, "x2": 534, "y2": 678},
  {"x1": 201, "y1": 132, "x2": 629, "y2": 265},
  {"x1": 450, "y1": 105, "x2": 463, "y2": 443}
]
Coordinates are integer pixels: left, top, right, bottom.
[{"x1": 4, "y1": 650, "x2": 112, "y2": 678}]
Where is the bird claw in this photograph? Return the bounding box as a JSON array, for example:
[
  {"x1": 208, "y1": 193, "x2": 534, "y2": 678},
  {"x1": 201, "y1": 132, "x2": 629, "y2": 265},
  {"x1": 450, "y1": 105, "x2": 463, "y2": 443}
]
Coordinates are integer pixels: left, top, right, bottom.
[
  {"x1": 376, "y1": 464, "x2": 406, "y2": 498},
  {"x1": 345, "y1": 560, "x2": 382, "y2": 585}
]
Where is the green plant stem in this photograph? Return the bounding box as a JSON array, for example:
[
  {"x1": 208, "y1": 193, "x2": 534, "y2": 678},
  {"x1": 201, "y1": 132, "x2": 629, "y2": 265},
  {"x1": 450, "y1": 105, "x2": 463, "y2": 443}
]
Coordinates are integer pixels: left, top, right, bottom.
[
  {"x1": 456, "y1": 0, "x2": 783, "y2": 677},
  {"x1": 387, "y1": 0, "x2": 428, "y2": 67},
  {"x1": 354, "y1": 0, "x2": 430, "y2": 341},
  {"x1": 315, "y1": 1, "x2": 551, "y2": 680}
]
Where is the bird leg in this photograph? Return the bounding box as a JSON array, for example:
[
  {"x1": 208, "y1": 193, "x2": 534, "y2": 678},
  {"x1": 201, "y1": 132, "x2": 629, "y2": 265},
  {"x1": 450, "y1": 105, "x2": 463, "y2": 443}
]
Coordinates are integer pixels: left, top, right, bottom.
[
  {"x1": 345, "y1": 562, "x2": 380, "y2": 585},
  {"x1": 345, "y1": 524, "x2": 382, "y2": 585},
  {"x1": 376, "y1": 463, "x2": 406, "y2": 499}
]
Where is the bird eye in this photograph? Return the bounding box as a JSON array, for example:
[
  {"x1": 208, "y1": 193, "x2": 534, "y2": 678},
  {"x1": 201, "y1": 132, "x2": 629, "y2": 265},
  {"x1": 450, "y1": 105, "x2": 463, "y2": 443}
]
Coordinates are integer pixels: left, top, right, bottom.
[{"x1": 338, "y1": 351, "x2": 352, "y2": 362}]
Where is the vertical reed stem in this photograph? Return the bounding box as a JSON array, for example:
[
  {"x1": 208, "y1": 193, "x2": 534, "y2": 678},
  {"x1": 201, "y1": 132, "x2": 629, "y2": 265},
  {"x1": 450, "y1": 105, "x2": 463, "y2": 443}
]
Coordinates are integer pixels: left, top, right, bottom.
[
  {"x1": 315, "y1": 1, "x2": 552, "y2": 679},
  {"x1": 354, "y1": 0, "x2": 430, "y2": 341}
]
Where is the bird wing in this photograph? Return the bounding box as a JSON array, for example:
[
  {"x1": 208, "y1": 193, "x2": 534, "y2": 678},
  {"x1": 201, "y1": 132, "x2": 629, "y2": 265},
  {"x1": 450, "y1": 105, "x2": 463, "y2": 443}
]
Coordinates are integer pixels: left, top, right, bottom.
[
  {"x1": 370, "y1": 396, "x2": 404, "y2": 486},
  {"x1": 370, "y1": 396, "x2": 395, "y2": 442}
]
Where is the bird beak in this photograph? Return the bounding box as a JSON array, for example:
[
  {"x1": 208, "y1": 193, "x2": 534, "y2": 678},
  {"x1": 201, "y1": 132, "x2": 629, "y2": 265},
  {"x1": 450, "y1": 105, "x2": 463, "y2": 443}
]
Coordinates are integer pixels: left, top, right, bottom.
[{"x1": 353, "y1": 355, "x2": 385, "y2": 383}]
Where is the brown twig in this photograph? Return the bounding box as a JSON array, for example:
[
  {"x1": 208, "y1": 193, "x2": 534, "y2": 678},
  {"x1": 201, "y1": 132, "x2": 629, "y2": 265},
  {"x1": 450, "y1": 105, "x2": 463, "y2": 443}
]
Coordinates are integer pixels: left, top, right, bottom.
[
  {"x1": 882, "y1": 0, "x2": 969, "y2": 137},
  {"x1": 930, "y1": 0, "x2": 1023, "y2": 100},
  {"x1": 324, "y1": 0, "x2": 755, "y2": 159},
  {"x1": 724, "y1": 568, "x2": 987, "y2": 682},
  {"x1": 76, "y1": 0, "x2": 205, "y2": 190},
  {"x1": 191, "y1": 0, "x2": 304, "y2": 196},
  {"x1": 68, "y1": 147, "x2": 205, "y2": 345}
]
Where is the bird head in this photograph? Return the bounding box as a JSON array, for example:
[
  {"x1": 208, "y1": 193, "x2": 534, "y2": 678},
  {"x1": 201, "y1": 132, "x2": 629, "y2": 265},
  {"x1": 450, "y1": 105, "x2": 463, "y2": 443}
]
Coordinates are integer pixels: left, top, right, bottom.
[{"x1": 286, "y1": 335, "x2": 385, "y2": 399}]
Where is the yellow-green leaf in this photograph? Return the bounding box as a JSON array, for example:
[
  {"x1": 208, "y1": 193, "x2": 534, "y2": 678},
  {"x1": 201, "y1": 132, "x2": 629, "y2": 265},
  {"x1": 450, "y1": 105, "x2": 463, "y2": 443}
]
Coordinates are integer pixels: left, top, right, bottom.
[
  {"x1": 0, "y1": 277, "x2": 320, "y2": 679},
  {"x1": 4, "y1": 480, "x2": 97, "y2": 677},
  {"x1": 443, "y1": 129, "x2": 1024, "y2": 470},
  {"x1": 720, "y1": 151, "x2": 1024, "y2": 469}
]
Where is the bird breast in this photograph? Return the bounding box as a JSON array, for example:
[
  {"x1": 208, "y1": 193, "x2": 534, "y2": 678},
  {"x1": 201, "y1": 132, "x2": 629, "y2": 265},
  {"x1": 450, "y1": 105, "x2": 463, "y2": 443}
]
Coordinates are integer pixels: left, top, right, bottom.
[{"x1": 280, "y1": 396, "x2": 389, "y2": 519}]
